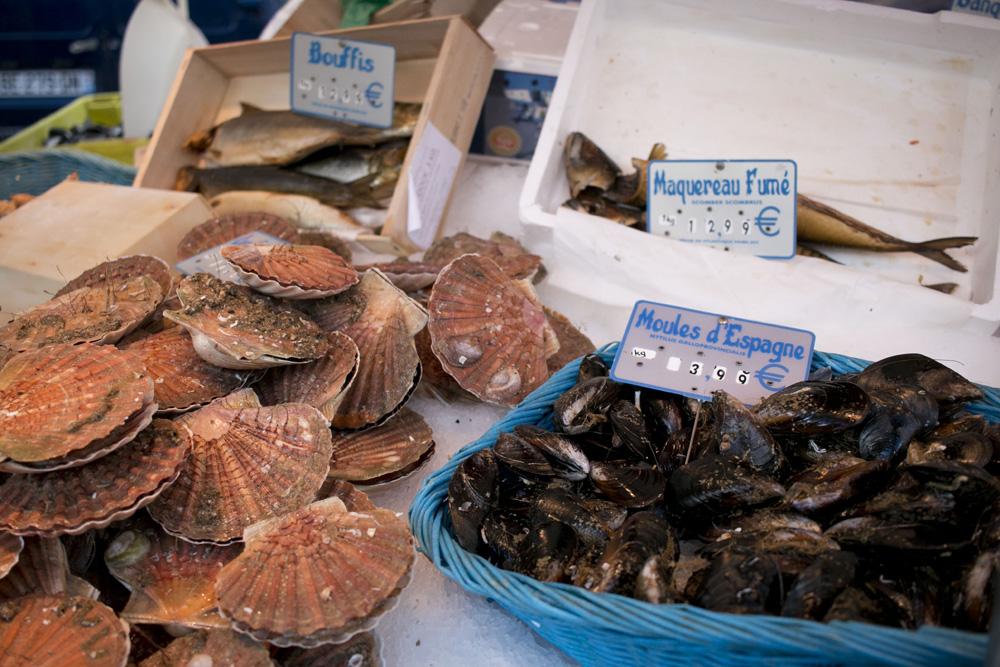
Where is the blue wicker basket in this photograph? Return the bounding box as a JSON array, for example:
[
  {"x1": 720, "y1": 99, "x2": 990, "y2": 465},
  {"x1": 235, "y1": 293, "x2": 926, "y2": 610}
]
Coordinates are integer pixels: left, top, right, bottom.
[
  {"x1": 410, "y1": 342, "x2": 1000, "y2": 667},
  {"x1": 0, "y1": 149, "x2": 137, "y2": 199}
]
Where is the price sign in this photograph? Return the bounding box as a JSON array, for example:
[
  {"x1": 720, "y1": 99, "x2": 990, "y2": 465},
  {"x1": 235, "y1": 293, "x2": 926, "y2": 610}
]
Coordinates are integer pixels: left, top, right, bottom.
[
  {"x1": 173, "y1": 232, "x2": 292, "y2": 283},
  {"x1": 290, "y1": 33, "x2": 395, "y2": 128},
  {"x1": 647, "y1": 159, "x2": 797, "y2": 259},
  {"x1": 610, "y1": 301, "x2": 815, "y2": 405}
]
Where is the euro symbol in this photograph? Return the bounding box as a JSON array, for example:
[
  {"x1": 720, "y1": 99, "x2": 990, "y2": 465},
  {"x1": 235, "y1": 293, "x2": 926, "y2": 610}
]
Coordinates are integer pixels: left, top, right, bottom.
[
  {"x1": 754, "y1": 363, "x2": 788, "y2": 391},
  {"x1": 365, "y1": 82, "x2": 384, "y2": 108},
  {"x1": 754, "y1": 206, "x2": 781, "y2": 237}
]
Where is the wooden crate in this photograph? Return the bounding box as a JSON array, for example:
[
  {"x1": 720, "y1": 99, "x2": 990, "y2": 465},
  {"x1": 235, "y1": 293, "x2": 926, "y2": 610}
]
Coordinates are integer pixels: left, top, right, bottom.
[{"x1": 135, "y1": 16, "x2": 495, "y2": 255}]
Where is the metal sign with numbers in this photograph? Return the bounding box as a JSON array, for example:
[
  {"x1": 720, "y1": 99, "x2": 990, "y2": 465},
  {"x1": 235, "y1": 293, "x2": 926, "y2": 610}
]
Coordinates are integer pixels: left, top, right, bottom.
[
  {"x1": 610, "y1": 301, "x2": 815, "y2": 405},
  {"x1": 290, "y1": 33, "x2": 395, "y2": 128},
  {"x1": 647, "y1": 159, "x2": 797, "y2": 259}
]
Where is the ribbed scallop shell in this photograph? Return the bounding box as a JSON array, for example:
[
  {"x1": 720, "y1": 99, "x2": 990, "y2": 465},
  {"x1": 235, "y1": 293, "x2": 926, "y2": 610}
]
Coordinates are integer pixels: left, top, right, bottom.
[
  {"x1": 0, "y1": 275, "x2": 163, "y2": 352},
  {"x1": 298, "y1": 230, "x2": 353, "y2": 263},
  {"x1": 353, "y1": 261, "x2": 442, "y2": 293},
  {"x1": 0, "y1": 595, "x2": 130, "y2": 667},
  {"x1": 413, "y1": 323, "x2": 475, "y2": 402},
  {"x1": 427, "y1": 254, "x2": 553, "y2": 406},
  {"x1": 164, "y1": 272, "x2": 329, "y2": 369},
  {"x1": 256, "y1": 332, "x2": 359, "y2": 421},
  {"x1": 104, "y1": 524, "x2": 241, "y2": 629},
  {"x1": 0, "y1": 533, "x2": 22, "y2": 580},
  {"x1": 56, "y1": 254, "x2": 172, "y2": 306},
  {"x1": 221, "y1": 244, "x2": 359, "y2": 299},
  {"x1": 177, "y1": 211, "x2": 301, "y2": 261},
  {"x1": 0, "y1": 343, "x2": 155, "y2": 469},
  {"x1": 306, "y1": 269, "x2": 427, "y2": 430},
  {"x1": 328, "y1": 408, "x2": 435, "y2": 485},
  {"x1": 423, "y1": 231, "x2": 544, "y2": 281},
  {"x1": 0, "y1": 537, "x2": 97, "y2": 600},
  {"x1": 276, "y1": 631, "x2": 378, "y2": 667},
  {"x1": 119, "y1": 327, "x2": 256, "y2": 413},
  {"x1": 215, "y1": 496, "x2": 414, "y2": 648},
  {"x1": 147, "y1": 392, "x2": 333, "y2": 544},
  {"x1": 543, "y1": 306, "x2": 594, "y2": 375},
  {"x1": 315, "y1": 479, "x2": 377, "y2": 512},
  {"x1": 0, "y1": 419, "x2": 191, "y2": 537},
  {"x1": 140, "y1": 629, "x2": 274, "y2": 667}
]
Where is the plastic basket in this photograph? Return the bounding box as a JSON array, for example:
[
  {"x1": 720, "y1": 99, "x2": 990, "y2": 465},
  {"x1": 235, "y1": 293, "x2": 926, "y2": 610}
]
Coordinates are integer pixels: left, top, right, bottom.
[
  {"x1": 0, "y1": 93, "x2": 148, "y2": 165},
  {"x1": 410, "y1": 342, "x2": 1000, "y2": 667},
  {"x1": 0, "y1": 149, "x2": 137, "y2": 199}
]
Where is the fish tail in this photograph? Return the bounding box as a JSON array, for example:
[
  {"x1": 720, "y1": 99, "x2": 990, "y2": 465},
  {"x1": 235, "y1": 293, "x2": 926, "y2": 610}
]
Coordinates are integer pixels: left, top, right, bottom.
[
  {"x1": 183, "y1": 127, "x2": 216, "y2": 152},
  {"x1": 912, "y1": 236, "x2": 977, "y2": 273},
  {"x1": 175, "y1": 167, "x2": 197, "y2": 192}
]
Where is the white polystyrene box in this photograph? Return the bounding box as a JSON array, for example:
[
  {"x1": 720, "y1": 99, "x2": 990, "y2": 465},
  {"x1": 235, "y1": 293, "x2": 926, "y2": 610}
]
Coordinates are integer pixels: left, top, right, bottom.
[{"x1": 520, "y1": 0, "x2": 1000, "y2": 326}]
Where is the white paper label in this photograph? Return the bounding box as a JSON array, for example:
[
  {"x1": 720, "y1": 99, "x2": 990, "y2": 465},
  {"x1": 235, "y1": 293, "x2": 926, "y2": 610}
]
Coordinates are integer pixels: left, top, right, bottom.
[
  {"x1": 406, "y1": 121, "x2": 462, "y2": 249},
  {"x1": 173, "y1": 232, "x2": 292, "y2": 283},
  {"x1": 611, "y1": 300, "x2": 815, "y2": 405},
  {"x1": 647, "y1": 159, "x2": 797, "y2": 259},
  {"x1": 290, "y1": 33, "x2": 396, "y2": 128}
]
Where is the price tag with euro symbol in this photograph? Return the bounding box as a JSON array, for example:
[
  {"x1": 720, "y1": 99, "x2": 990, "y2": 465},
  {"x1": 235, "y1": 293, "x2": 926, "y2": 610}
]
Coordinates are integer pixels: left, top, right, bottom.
[
  {"x1": 647, "y1": 159, "x2": 797, "y2": 259},
  {"x1": 610, "y1": 301, "x2": 815, "y2": 405}
]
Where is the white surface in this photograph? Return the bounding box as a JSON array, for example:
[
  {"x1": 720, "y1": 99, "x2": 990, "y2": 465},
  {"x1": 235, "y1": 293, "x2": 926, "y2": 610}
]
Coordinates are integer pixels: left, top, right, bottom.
[
  {"x1": 521, "y1": 0, "x2": 1000, "y2": 324},
  {"x1": 477, "y1": 0, "x2": 581, "y2": 76}
]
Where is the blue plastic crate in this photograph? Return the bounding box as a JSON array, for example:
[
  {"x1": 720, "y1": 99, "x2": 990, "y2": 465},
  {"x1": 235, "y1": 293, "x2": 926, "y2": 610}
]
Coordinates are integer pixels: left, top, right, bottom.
[
  {"x1": 410, "y1": 342, "x2": 1000, "y2": 667},
  {"x1": 0, "y1": 148, "x2": 136, "y2": 199}
]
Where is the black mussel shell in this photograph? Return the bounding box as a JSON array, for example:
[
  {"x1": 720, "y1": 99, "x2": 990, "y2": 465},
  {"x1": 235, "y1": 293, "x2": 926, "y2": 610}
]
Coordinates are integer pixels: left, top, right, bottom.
[
  {"x1": 858, "y1": 405, "x2": 922, "y2": 462},
  {"x1": 692, "y1": 549, "x2": 779, "y2": 615},
  {"x1": 577, "y1": 353, "x2": 609, "y2": 382},
  {"x1": 609, "y1": 399, "x2": 656, "y2": 463},
  {"x1": 639, "y1": 389, "x2": 684, "y2": 441},
  {"x1": 448, "y1": 449, "x2": 500, "y2": 552},
  {"x1": 529, "y1": 487, "x2": 611, "y2": 552},
  {"x1": 754, "y1": 381, "x2": 869, "y2": 435},
  {"x1": 785, "y1": 454, "x2": 890, "y2": 517},
  {"x1": 493, "y1": 431, "x2": 557, "y2": 479},
  {"x1": 513, "y1": 424, "x2": 591, "y2": 481},
  {"x1": 591, "y1": 513, "x2": 678, "y2": 596},
  {"x1": 481, "y1": 507, "x2": 529, "y2": 566},
  {"x1": 868, "y1": 386, "x2": 939, "y2": 432},
  {"x1": 669, "y1": 455, "x2": 786, "y2": 517},
  {"x1": 700, "y1": 510, "x2": 822, "y2": 542},
  {"x1": 634, "y1": 554, "x2": 678, "y2": 604},
  {"x1": 906, "y1": 431, "x2": 993, "y2": 467},
  {"x1": 822, "y1": 581, "x2": 914, "y2": 628},
  {"x1": 589, "y1": 460, "x2": 666, "y2": 508},
  {"x1": 582, "y1": 498, "x2": 628, "y2": 532},
  {"x1": 781, "y1": 550, "x2": 859, "y2": 621},
  {"x1": 552, "y1": 376, "x2": 621, "y2": 434},
  {"x1": 926, "y1": 413, "x2": 989, "y2": 440},
  {"x1": 824, "y1": 516, "x2": 973, "y2": 558},
  {"x1": 954, "y1": 549, "x2": 1000, "y2": 632},
  {"x1": 516, "y1": 519, "x2": 578, "y2": 583},
  {"x1": 808, "y1": 366, "x2": 835, "y2": 382},
  {"x1": 856, "y1": 353, "x2": 983, "y2": 416},
  {"x1": 712, "y1": 390, "x2": 785, "y2": 475}
]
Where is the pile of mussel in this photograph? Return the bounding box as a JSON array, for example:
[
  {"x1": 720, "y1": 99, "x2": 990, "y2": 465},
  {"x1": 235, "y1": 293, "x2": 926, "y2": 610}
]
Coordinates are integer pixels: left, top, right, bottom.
[{"x1": 448, "y1": 352, "x2": 1000, "y2": 630}]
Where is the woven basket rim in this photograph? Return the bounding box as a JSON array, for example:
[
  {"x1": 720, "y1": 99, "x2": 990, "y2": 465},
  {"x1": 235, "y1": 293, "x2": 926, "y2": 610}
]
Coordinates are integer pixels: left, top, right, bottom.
[{"x1": 409, "y1": 342, "x2": 999, "y2": 666}]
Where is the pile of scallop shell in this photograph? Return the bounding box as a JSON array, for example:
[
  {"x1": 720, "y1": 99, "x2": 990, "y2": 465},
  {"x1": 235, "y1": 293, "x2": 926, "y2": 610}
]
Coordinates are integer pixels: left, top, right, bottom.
[{"x1": 0, "y1": 210, "x2": 595, "y2": 664}]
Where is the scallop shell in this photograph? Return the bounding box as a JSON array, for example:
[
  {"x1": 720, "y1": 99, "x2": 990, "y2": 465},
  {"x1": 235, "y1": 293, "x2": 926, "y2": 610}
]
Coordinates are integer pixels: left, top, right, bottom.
[
  {"x1": 353, "y1": 261, "x2": 442, "y2": 293},
  {"x1": 306, "y1": 269, "x2": 427, "y2": 430},
  {"x1": 0, "y1": 595, "x2": 130, "y2": 667},
  {"x1": 56, "y1": 254, "x2": 172, "y2": 306},
  {"x1": 119, "y1": 326, "x2": 256, "y2": 413},
  {"x1": 147, "y1": 392, "x2": 333, "y2": 544},
  {"x1": 215, "y1": 496, "x2": 414, "y2": 648},
  {"x1": 0, "y1": 343, "x2": 155, "y2": 469},
  {"x1": 315, "y1": 480, "x2": 377, "y2": 512},
  {"x1": 276, "y1": 631, "x2": 379, "y2": 667},
  {"x1": 543, "y1": 306, "x2": 595, "y2": 375},
  {"x1": 0, "y1": 419, "x2": 191, "y2": 537},
  {"x1": 177, "y1": 211, "x2": 301, "y2": 261},
  {"x1": 0, "y1": 532, "x2": 22, "y2": 580},
  {"x1": 298, "y1": 230, "x2": 353, "y2": 263},
  {"x1": 139, "y1": 629, "x2": 274, "y2": 667},
  {"x1": 221, "y1": 244, "x2": 360, "y2": 299},
  {"x1": 423, "y1": 231, "x2": 544, "y2": 281},
  {"x1": 414, "y1": 324, "x2": 475, "y2": 402},
  {"x1": 164, "y1": 272, "x2": 329, "y2": 369},
  {"x1": 0, "y1": 537, "x2": 97, "y2": 600},
  {"x1": 0, "y1": 275, "x2": 163, "y2": 352},
  {"x1": 104, "y1": 524, "x2": 241, "y2": 629},
  {"x1": 256, "y1": 332, "x2": 359, "y2": 421},
  {"x1": 328, "y1": 408, "x2": 435, "y2": 485},
  {"x1": 427, "y1": 253, "x2": 554, "y2": 406}
]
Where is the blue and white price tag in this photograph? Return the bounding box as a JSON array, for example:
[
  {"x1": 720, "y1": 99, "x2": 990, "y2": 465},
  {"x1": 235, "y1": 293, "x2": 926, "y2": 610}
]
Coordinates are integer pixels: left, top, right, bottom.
[
  {"x1": 174, "y1": 232, "x2": 292, "y2": 283},
  {"x1": 290, "y1": 32, "x2": 395, "y2": 128},
  {"x1": 647, "y1": 159, "x2": 797, "y2": 259},
  {"x1": 610, "y1": 301, "x2": 815, "y2": 405}
]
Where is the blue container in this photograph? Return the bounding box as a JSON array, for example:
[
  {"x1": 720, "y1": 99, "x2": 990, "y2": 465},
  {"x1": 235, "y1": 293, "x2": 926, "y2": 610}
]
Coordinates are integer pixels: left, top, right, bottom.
[
  {"x1": 410, "y1": 342, "x2": 1000, "y2": 667},
  {"x1": 0, "y1": 148, "x2": 136, "y2": 198}
]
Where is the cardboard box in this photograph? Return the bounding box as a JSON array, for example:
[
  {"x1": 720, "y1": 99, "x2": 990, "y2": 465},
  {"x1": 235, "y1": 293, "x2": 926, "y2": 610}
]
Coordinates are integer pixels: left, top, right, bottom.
[
  {"x1": 135, "y1": 16, "x2": 495, "y2": 255},
  {"x1": 0, "y1": 180, "x2": 212, "y2": 323}
]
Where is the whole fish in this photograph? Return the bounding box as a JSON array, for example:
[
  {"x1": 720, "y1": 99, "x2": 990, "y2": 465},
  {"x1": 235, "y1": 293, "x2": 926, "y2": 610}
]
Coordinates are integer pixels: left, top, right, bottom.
[
  {"x1": 207, "y1": 191, "x2": 373, "y2": 234},
  {"x1": 565, "y1": 131, "x2": 620, "y2": 198},
  {"x1": 176, "y1": 166, "x2": 384, "y2": 209},
  {"x1": 564, "y1": 187, "x2": 645, "y2": 229},
  {"x1": 797, "y1": 194, "x2": 977, "y2": 272},
  {"x1": 604, "y1": 143, "x2": 667, "y2": 207},
  {"x1": 292, "y1": 140, "x2": 408, "y2": 186},
  {"x1": 185, "y1": 102, "x2": 421, "y2": 167}
]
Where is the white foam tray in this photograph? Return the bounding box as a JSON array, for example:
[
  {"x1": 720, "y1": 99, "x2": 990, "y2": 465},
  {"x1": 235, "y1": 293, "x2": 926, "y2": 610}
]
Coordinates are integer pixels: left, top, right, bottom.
[{"x1": 520, "y1": 0, "x2": 1000, "y2": 325}]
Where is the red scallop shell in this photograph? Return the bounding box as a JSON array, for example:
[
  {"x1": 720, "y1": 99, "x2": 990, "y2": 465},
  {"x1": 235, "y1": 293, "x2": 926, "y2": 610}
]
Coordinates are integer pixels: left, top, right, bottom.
[
  {"x1": 221, "y1": 243, "x2": 359, "y2": 298},
  {"x1": 147, "y1": 392, "x2": 333, "y2": 544},
  {"x1": 315, "y1": 479, "x2": 377, "y2": 512},
  {"x1": 0, "y1": 419, "x2": 191, "y2": 537},
  {"x1": 176, "y1": 211, "x2": 301, "y2": 261},
  {"x1": 353, "y1": 261, "x2": 442, "y2": 293},
  {"x1": 423, "y1": 231, "x2": 544, "y2": 281},
  {"x1": 414, "y1": 324, "x2": 475, "y2": 402},
  {"x1": 0, "y1": 595, "x2": 130, "y2": 667},
  {"x1": 277, "y1": 631, "x2": 378, "y2": 667},
  {"x1": 543, "y1": 306, "x2": 595, "y2": 375},
  {"x1": 139, "y1": 629, "x2": 273, "y2": 667},
  {"x1": 0, "y1": 343, "x2": 155, "y2": 468},
  {"x1": 298, "y1": 230, "x2": 353, "y2": 263},
  {"x1": 427, "y1": 254, "x2": 553, "y2": 406},
  {"x1": 215, "y1": 496, "x2": 414, "y2": 647},
  {"x1": 105, "y1": 523, "x2": 241, "y2": 629},
  {"x1": 119, "y1": 326, "x2": 256, "y2": 413},
  {"x1": 56, "y1": 254, "x2": 173, "y2": 307},
  {"x1": 327, "y1": 408, "x2": 435, "y2": 485},
  {"x1": 0, "y1": 532, "x2": 22, "y2": 580},
  {"x1": 0, "y1": 537, "x2": 97, "y2": 600},
  {"x1": 256, "y1": 332, "x2": 359, "y2": 421},
  {"x1": 305, "y1": 269, "x2": 427, "y2": 430}
]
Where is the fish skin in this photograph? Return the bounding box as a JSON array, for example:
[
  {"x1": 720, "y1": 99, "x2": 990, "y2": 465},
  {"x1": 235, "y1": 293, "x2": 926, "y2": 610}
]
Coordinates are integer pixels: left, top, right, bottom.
[
  {"x1": 565, "y1": 131, "x2": 621, "y2": 198},
  {"x1": 185, "y1": 103, "x2": 421, "y2": 167},
  {"x1": 795, "y1": 244, "x2": 842, "y2": 264},
  {"x1": 604, "y1": 143, "x2": 667, "y2": 207},
  {"x1": 177, "y1": 166, "x2": 383, "y2": 209},
  {"x1": 564, "y1": 187, "x2": 645, "y2": 229},
  {"x1": 292, "y1": 141, "x2": 408, "y2": 185},
  {"x1": 796, "y1": 194, "x2": 977, "y2": 272}
]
